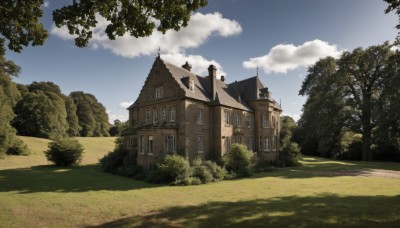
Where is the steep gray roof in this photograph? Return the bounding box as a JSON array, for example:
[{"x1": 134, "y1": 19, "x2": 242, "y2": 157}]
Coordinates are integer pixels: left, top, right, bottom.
[{"x1": 130, "y1": 58, "x2": 281, "y2": 112}]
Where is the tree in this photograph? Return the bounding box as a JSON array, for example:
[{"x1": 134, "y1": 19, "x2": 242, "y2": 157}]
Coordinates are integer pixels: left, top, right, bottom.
[
  {"x1": 337, "y1": 43, "x2": 393, "y2": 160},
  {"x1": 280, "y1": 116, "x2": 297, "y2": 146},
  {"x1": 13, "y1": 91, "x2": 69, "y2": 139},
  {"x1": 109, "y1": 119, "x2": 127, "y2": 136},
  {"x1": 299, "y1": 43, "x2": 397, "y2": 161},
  {"x1": 64, "y1": 96, "x2": 81, "y2": 137},
  {"x1": 70, "y1": 91, "x2": 110, "y2": 137},
  {"x1": 0, "y1": 55, "x2": 25, "y2": 158},
  {"x1": 384, "y1": 0, "x2": 400, "y2": 33},
  {"x1": 0, "y1": 0, "x2": 208, "y2": 55}
]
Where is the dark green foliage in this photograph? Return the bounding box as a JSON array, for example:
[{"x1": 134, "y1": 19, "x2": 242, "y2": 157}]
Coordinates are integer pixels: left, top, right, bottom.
[
  {"x1": 6, "y1": 138, "x2": 30, "y2": 156},
  {"x1": 53, "y1": 0, "x2": 208, "y2": 48},
  {"x1": 13, "y1": 91, "x2": 68, "y2": 139},
  {"x1": 0, "y1": 56, "x2": 27, "y2": 158},
  {"x1": 1, "y1": 0, "x2": 207, "y2": 54},
  {"x1": 298, "y1": 43, "x2": 400, "y2": 161},
  {"x1": 70, "y1": 91, "x2": 110, "y2": 137},
  {"x1": 109, "y1": 119, "x2": 127, "y2": 136},
  {"x1": 277, "y1": 142, "x2": 301, "y2": 167},
  {"x1": 64, "y1": 96, "x2": 81, "y2": 137},
  {"x1": 156, "y1": 154, "x2": 191, "y2": 183},
  {"x1": 44, "y1": 138, "x2": 84, "y2": 166},
  {"x1": 223, "y1": 144, "x2": 258, "y2": 177},
  {"x1": 0, "y1": 0, "x2": 48, "y2": 55},
  {"x1": 202, "y1": 160, "x2": 227, "y2": 181},
  {"x1": 100, "y1": 137, "x2": 141, "y2": 177}
]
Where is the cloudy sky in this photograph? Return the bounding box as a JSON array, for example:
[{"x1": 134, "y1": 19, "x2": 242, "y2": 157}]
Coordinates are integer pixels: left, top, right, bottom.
[{"x1": 7, "y1": 0, "x2": 397, "y2": 123}]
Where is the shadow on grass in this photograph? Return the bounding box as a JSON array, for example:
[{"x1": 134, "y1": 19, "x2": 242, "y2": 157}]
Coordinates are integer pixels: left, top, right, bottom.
[
  {"x1": 89, "y1": 194, "x2": 400, "y2": 227},
  {"x1": 0, "y1": 164, "x2": 157, "y2": 193}
]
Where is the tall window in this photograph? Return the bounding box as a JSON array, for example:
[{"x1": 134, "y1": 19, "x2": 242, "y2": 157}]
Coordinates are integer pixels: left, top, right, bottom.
[
  {"x1": 247, "y1": 137, "x2": 253, "y2": 151},
  {"x1": 153, "y1": 109, "x2": 158, "y2": 124},
  {"x1": 197, "y1": 108, "x2": 204, "y2": 124},
  {"x1": 235, "y1": 136, "x2": 242, "y2": 144},
  {"x1": 126, "y1": 138, "x2": 133, "y2": 149},
  {"x1": 148, "y1": 136, "x2": 153, "y2": 155},
  {"x1": 161, "y1": 107, "x2": 167, "y2": 122},
  {"x1": 197, "y1": 136, "x2": 204, "y2": 153},
  {"x1": 225, "y1": 137, "x2": 231, "y2": 153},
  {"x1": 145, "y1": 110, "x2": 150, "y2": 124},
  {"x1": 236, "y1": 114, "x2": 242, "y2": 127},
  {"x1": 224, "y1": 110, "x2": 231, "y2": 125},
  {"x1": 264, "y1": 136, "x2": 269, "y2": 151},
  {"x1": 139, "y1": 135, "x2": 145, "y2": 154},
  {"x1": 170, "y1": 107, "x2": 176, "y2": 122},
  {"x1": 164, "y1": 135, "x2": 176, "y2": 152},
  {"x1": 246, "y1": 115, "x2": 251, "y2": 128},
  {"x1": 272, "y1": 136, "x2": 277, "y2": 151},
  {"x1": 155, "y1": 87, "x2": 163, "y2": 99},
  {"x1": 262, "y1": 113, "x2": 269, "y2": 128}
]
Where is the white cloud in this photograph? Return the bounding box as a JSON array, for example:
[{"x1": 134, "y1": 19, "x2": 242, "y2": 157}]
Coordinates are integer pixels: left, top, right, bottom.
[
  {"x1": 43, "y1": 1, "x2": 49, "y2": 8},
  {"x1": 51, "y1": 12, "x2": 242, "y2": 58},
  {"x1": 282, "y1": 112, "x2": 301, "y2": 122},
  {"x1": 161, "y1": 53, "x2": 227, "y2": 78},
  {"x1": 243, "y1": 40, "x2": 344, "y2": 74},
  {"x1": 106, "y1": 109, "x2": 128, "y2": 124},
  {"x1": 120, "y1": 101, "x2": 134, "y2": 109}
]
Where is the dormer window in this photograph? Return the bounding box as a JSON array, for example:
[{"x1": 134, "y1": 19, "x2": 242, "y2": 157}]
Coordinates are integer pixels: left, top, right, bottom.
[
  {"x1": 155, "y1": 87, "x2": 163, "y2": 99},
  {"x1": 189, "y1": 80, "x2": 195, "y2": 92}
]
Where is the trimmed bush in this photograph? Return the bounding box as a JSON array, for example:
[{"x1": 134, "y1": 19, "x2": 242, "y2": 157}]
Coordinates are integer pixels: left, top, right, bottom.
[
  {"x1": 44, "y1": 138, "x2": 84, "y2": 166},
  {"x1": 156, "y1": 154, "x2": 191, "y2": 183},
  {"x1": 223, "y1": 144, "x2": 258, "y2": 177},
  {"x1": 203, "y1": 160, "x2": 227, "y2": 181}
]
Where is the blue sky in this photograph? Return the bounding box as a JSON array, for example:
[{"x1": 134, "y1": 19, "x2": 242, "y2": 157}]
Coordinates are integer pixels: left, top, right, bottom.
[{"x1": 6, "y1": 0, "x2": 398, "y2": 123}]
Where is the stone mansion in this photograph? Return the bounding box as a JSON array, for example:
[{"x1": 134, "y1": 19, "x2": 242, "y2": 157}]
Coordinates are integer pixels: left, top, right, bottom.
[{"x1": 124, "y1": 56, "x2": 282, "y2": 168}]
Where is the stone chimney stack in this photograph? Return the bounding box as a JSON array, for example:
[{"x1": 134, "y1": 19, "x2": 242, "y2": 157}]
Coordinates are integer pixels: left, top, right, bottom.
[
  {"x1": 208, "y1": 65, "x2": 217, "y2": 101},
  {"x1": 221, "y1": 75, "x2": 225, "y2": 82},
  {"x1": 182, "y1": 61, "x2": 192, "y2": 72}
]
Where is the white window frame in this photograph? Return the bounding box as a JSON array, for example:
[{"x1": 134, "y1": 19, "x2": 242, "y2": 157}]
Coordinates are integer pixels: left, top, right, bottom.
[
  {"x1": 197, "y1": 108, "x2": 204, "y2": 124},
  {"x1": 153, "y1": 108, "x2": 158, "y2": 124},
  {"x1": 246, "y1": 116, "x2": 251, "y2": 128},
  {"x1": 197, "y1": 136, "x2": 204, "y2": 153},
  {"x1": 126, "y1": 138, "x2": 133, "y2": 149},
  {"x1": 145, "y1": 110, "x2": 150, "y2": 124},
  {"x1": 224, "y1": 110, "x2": 231, "y2": 125},
  {"x1": 247, "y1": 136, "x2": 253, "y2": 151},
  {"x1": 236, "y1": 114, "x2": 242, "y2": 127},
  {"x1": 262, "y1": 113, "x2": 269, "y2": 128},
  {"x1": 161, "y1": 107, "x2": 167, "y2": 122},
  {"x1": 264, "y1": 136, "x2": 269, "y2": 151},
  {"x1": 226, "y1": 137, "x2": 231, "y2": 153},
  {"x1": 148, "y1": 136, "x2": 153, "y2": 155},
  {"x1": 164, "y1": 135, "x2": 176, "y2": 152},
  {"x1": 155, "y1": 87, "x2": 163, "y2": 99},
  {"x1": 170, "y1": 106, "x2": 176, "y2": 123}
]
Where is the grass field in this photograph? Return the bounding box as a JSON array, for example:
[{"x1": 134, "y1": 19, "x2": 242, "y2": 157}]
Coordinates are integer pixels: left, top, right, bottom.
[{"x1": 0, "y1": 137, "x2": 399, "y2": 227}]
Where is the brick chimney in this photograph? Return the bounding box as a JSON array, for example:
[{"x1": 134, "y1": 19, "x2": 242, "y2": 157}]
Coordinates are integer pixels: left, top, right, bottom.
[
  {"x1": 208, "y1": 65, "x2": 217, "y2": 101},
  {"x1": 221, "y1": 75, "x2": 225, "y2": 82},
  {"x1": 182, "y1": 61, "x2": 192, "y2": 72}
]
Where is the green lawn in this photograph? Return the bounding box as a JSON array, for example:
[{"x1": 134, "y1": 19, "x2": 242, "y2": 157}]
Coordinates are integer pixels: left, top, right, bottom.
[{"x1": 0, "y1": 138, "x2": 399, "y2": 227}]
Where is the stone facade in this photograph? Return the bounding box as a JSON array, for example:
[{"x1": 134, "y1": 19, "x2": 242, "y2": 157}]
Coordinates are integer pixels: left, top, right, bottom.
[{"x1": 124, "y1": 57, "x2": 282, "y2": 168}]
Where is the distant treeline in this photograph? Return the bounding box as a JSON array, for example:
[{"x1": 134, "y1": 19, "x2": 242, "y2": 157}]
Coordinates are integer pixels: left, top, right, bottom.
[{"x1": 0, "y1": 55, "x2": 113, "y2": 157}]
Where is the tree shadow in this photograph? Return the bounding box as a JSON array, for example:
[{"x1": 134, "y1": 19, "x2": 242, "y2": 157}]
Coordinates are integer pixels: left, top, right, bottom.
[
  {"x1": 0, "y1": 164, "x2": 157, "y2": 193},
  {"x1": 89, "y1": 194, "x2": 400, "y2": 227}
]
